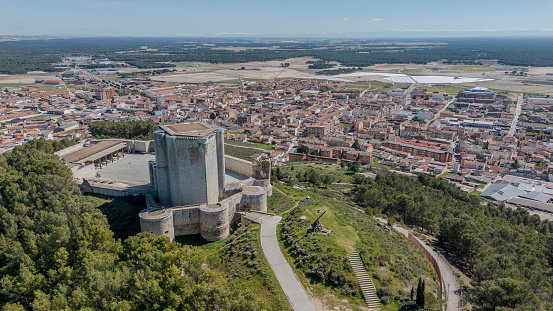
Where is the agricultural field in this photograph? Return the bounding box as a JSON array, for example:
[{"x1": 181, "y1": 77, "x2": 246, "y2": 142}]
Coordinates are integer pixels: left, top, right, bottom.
[{"x1": 451, "y1": 65, "x2": 495, "y2": 71}]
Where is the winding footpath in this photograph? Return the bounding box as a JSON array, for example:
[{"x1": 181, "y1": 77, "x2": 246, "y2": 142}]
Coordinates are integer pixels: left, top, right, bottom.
[{"x1": 260, "y1": 216, "x2": 317, "y2": 311}]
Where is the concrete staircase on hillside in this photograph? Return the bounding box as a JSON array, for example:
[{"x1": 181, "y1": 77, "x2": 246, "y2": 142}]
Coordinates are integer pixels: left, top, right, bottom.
[{"x1": 347, "y1": 251, "x2": 382, "y2": 310}]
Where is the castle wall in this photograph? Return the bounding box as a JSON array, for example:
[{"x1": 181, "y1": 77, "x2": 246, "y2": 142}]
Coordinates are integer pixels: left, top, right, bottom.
[
  {"x1": 140, "y1": 209, "x2": 175, "y2": 241},
  {"x1": 172, "y1": 206, "x2": 201, "y2": 236},
  {"x1": 220, "y1": 192, "x2": 244, "y2": 223},
  {"x1": 225, "y1": 155, "x2": 255, "y2": 177},
  {"x1": 200, "y1": 203, "x2": 230, "y2": 241},
  {"x1": 203, "y1": 135, "x2": 221, "y2": 204},
  {"x1": 216, "y1": 129, "x2": 226, "y2": 198},
  {"x1": 241, "y1": 186, "x2": 268, "y2": 212},
  {"x1": 81, "y1": 179, "x2": 150, "y2": 197},
  {"x1": 139, "y1": 182, "x2": 271, "y2": 242},
  {"x1": 134, "y1": 140, "x2": 153, "y2": 153},
  {"x1": 154, "y1": 130, "x2": 172, "y2": 206}
]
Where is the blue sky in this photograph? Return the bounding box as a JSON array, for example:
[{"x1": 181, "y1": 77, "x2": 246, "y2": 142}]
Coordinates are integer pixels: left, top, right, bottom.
[{"x1": 2, "y1": 0, "x2": 553, "y2": 37}]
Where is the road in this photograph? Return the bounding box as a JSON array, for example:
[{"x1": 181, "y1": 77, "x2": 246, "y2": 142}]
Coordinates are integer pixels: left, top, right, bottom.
[
  {"x1": 509, "y1": 95, "x2": 523, "y2": 136},
  {"x1": 430, "y1": 97, "x2": 455, "y2": 124},
  {"x1": 260, "y1": 216, "x2": 316, "y2": 311},
  {"x1": 358, "y1": 83, "x2": 372, "y2": 98},
  {"x1": 404, "y1": 83, "x2": 418, "y2": 106},
  {"x1": 392, "y1": 225, "x2": 461, "y2": 311}
]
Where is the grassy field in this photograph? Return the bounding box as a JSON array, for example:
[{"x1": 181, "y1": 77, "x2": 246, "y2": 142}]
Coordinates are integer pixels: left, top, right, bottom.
[
  {"x1": 373, "y1": 158, "x2": 392, "y2": 170},
  {"x1": 421, "y1": 85, "x2": 468, "y2": 95},
  {"x1": 225, "y1": 139, "x2": 274, "y2": 150},
  {"x1": 275, "y1": 182, "x2": 442, "y2": 311},
  {"x1": 178, "y1": 224, "x2": 293, "y2": 311},
  {"x1": 224, "y1": 144, "x2": 262, "y2": 161},
  {"x1": 368, "y1": 81, "x2": 400, "y2": 91},
  {"x1": 282, "y1": 161, "x2": 359, "y2": 184},
  {"x1": 344, "y1": 82, "x2": 370, "y2": 90},
  {"x1": 26, "y1": 114, "x2": 50, "y2": 120},
  {"x1": 452, "y1": 65, "x2": 495, "y2": 71}
]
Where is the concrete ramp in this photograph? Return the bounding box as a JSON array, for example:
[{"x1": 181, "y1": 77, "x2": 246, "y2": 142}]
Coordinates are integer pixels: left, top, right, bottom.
[
  {"x1": 260, "y1": 216, "x2": 317, "y2": 311},
  {"x1": 241, "y1": 211, "x2": 275, "y2": 225}
]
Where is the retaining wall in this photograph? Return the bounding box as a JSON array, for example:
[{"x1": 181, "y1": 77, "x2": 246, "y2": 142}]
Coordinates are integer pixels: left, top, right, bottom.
[{"x1": 408, "y1": 233, "x2": 444, "y2": 300}]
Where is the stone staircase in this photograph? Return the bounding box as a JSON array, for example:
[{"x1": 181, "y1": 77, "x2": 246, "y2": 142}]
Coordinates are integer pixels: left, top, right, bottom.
[{"x1": 347, "y1": 251, "x2": 382, "y2": 310}]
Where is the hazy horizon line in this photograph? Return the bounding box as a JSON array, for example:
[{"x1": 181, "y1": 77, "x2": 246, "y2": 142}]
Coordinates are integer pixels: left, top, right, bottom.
[{"x1": 4, "y1": 29, "x2": 553, "y2": 40}]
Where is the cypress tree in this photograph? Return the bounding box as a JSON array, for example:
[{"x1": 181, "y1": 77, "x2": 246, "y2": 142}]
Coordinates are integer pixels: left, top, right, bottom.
[{"x1": 416, "y1": 277, "x2": 425, "y2": 309}]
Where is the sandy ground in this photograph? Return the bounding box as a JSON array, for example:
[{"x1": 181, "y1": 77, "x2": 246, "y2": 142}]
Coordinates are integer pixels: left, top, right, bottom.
[
  {"x1": 3, "y1": 58, "x2": 553, "y2": 95},
  {"x1": 152, "y1": 71, "x2": 239, "y2": 83},
  {"x1": 0, "y1": 74, "x2": 59, "y2": 84}
]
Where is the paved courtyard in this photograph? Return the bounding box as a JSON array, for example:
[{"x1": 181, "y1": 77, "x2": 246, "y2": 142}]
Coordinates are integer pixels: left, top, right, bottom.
[{"x1": 96, "y1": 153, "x2": 248, "y2": 185}]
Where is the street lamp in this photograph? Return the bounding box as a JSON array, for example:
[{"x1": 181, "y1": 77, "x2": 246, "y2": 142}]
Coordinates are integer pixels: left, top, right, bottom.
[{"x1": 447, "y1": 283, "x2": 450, "y2": 302}]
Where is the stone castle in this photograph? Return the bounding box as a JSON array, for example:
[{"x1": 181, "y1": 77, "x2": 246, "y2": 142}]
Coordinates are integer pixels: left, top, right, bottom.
[{"x1": 140, "y1": 122, "x2": 272, "y2": 241}]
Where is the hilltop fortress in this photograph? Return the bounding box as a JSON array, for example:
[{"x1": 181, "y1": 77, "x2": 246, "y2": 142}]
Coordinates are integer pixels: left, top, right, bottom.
[
  {"x1": 57, "y1": 122, "x2": 272, "y2": 242},
  {"x1": 142, "y1": 122, "x2": 272, "y2": 241}
]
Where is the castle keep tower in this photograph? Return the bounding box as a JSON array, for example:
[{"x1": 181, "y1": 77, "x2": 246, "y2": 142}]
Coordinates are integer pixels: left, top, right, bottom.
[
  {"x1": 142, "y1": 121, "x2": 272, "y2": 242},
  {"x1": 153, "y1": 122, "x2": 225, "y2": 207}
]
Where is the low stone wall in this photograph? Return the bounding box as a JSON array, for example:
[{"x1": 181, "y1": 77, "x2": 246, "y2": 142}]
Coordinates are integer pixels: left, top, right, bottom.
[
  {"x1": 225, "y1": 155, "x2": 255, "y2": 177},
  {"x1": 408, "y1": 233, "x2": 444, "y2": 300},
  {"x1": 80, "y1": 179, "x2": 150, "y2": 197},
  {"x1": 88, "y1": 139, "x2": 154, "y2": 153}
]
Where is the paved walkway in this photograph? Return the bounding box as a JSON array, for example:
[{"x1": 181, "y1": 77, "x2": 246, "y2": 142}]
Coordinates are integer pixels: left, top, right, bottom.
[
  {"x1": 392, "y1": 225, "x2": 461, "y2": 311},
  {"x1": 260, "y1": 216, "x2": 317, "y2": 311}
]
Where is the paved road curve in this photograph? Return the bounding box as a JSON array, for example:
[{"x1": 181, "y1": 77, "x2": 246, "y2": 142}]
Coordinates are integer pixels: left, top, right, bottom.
[
  {"x1": 393, "y1": 225, "x2": 461, "y2": 311},
  {"x1": 260, "y1": 216, "x2": 317, "y2": 311}
]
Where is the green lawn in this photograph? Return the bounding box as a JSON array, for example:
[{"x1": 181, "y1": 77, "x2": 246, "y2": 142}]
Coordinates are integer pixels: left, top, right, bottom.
[
  {"x1": 224, "y1": 144, "x2": 261, "y2": 161},
  {"x1": 26, "y1": 114, "x2": 50, "y2": 120},
  {"x1": 344, "y1": 82, "x2": 370, "y2": 90},
  {"x1": 178, "y1": 223, "x2": 293, "y2": 311},
  {"x1": 225, "y1": 139, "x2": 274, "y2": 150},
  {"x1": 373, "y1": 158, "x2": 392, "y2": 170},
  {"x1": 173, "y1": 62, "x2": 195, "y2": 67},
  {"x1": 281, "y1": 161, "x2": 358, "y2": 184},
  {"x1": 276, "y1": 184, "x2": 442, "y2": 311}
]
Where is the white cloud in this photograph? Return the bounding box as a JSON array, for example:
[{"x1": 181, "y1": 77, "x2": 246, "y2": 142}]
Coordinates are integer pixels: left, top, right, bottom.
[
  {"x1": 344, "y1": 18, "x2": 348, "y2": 21},
  {"x1": 372, "y1": 18, "x2": 383, "y2": 21}
]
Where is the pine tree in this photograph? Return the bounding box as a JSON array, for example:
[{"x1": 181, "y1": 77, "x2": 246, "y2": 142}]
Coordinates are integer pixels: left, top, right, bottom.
[{"x1": 410, "y1": 287, "x2": 414, "y2": 301}]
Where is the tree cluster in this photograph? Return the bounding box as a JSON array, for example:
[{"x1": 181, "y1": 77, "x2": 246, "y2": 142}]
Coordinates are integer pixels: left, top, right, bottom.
[
  {"x1": 352, "y1": 173, "x2": 553, "y2": 310},
  {"x1": 88, "y1": 120, "x2": 156, "y2": 141},
  {"x1": 0, "y1": 141, "x2": 262, "y2": 310},
  {"x1": 296, "y1": 168, "x2": 334, "y2": 187}
]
